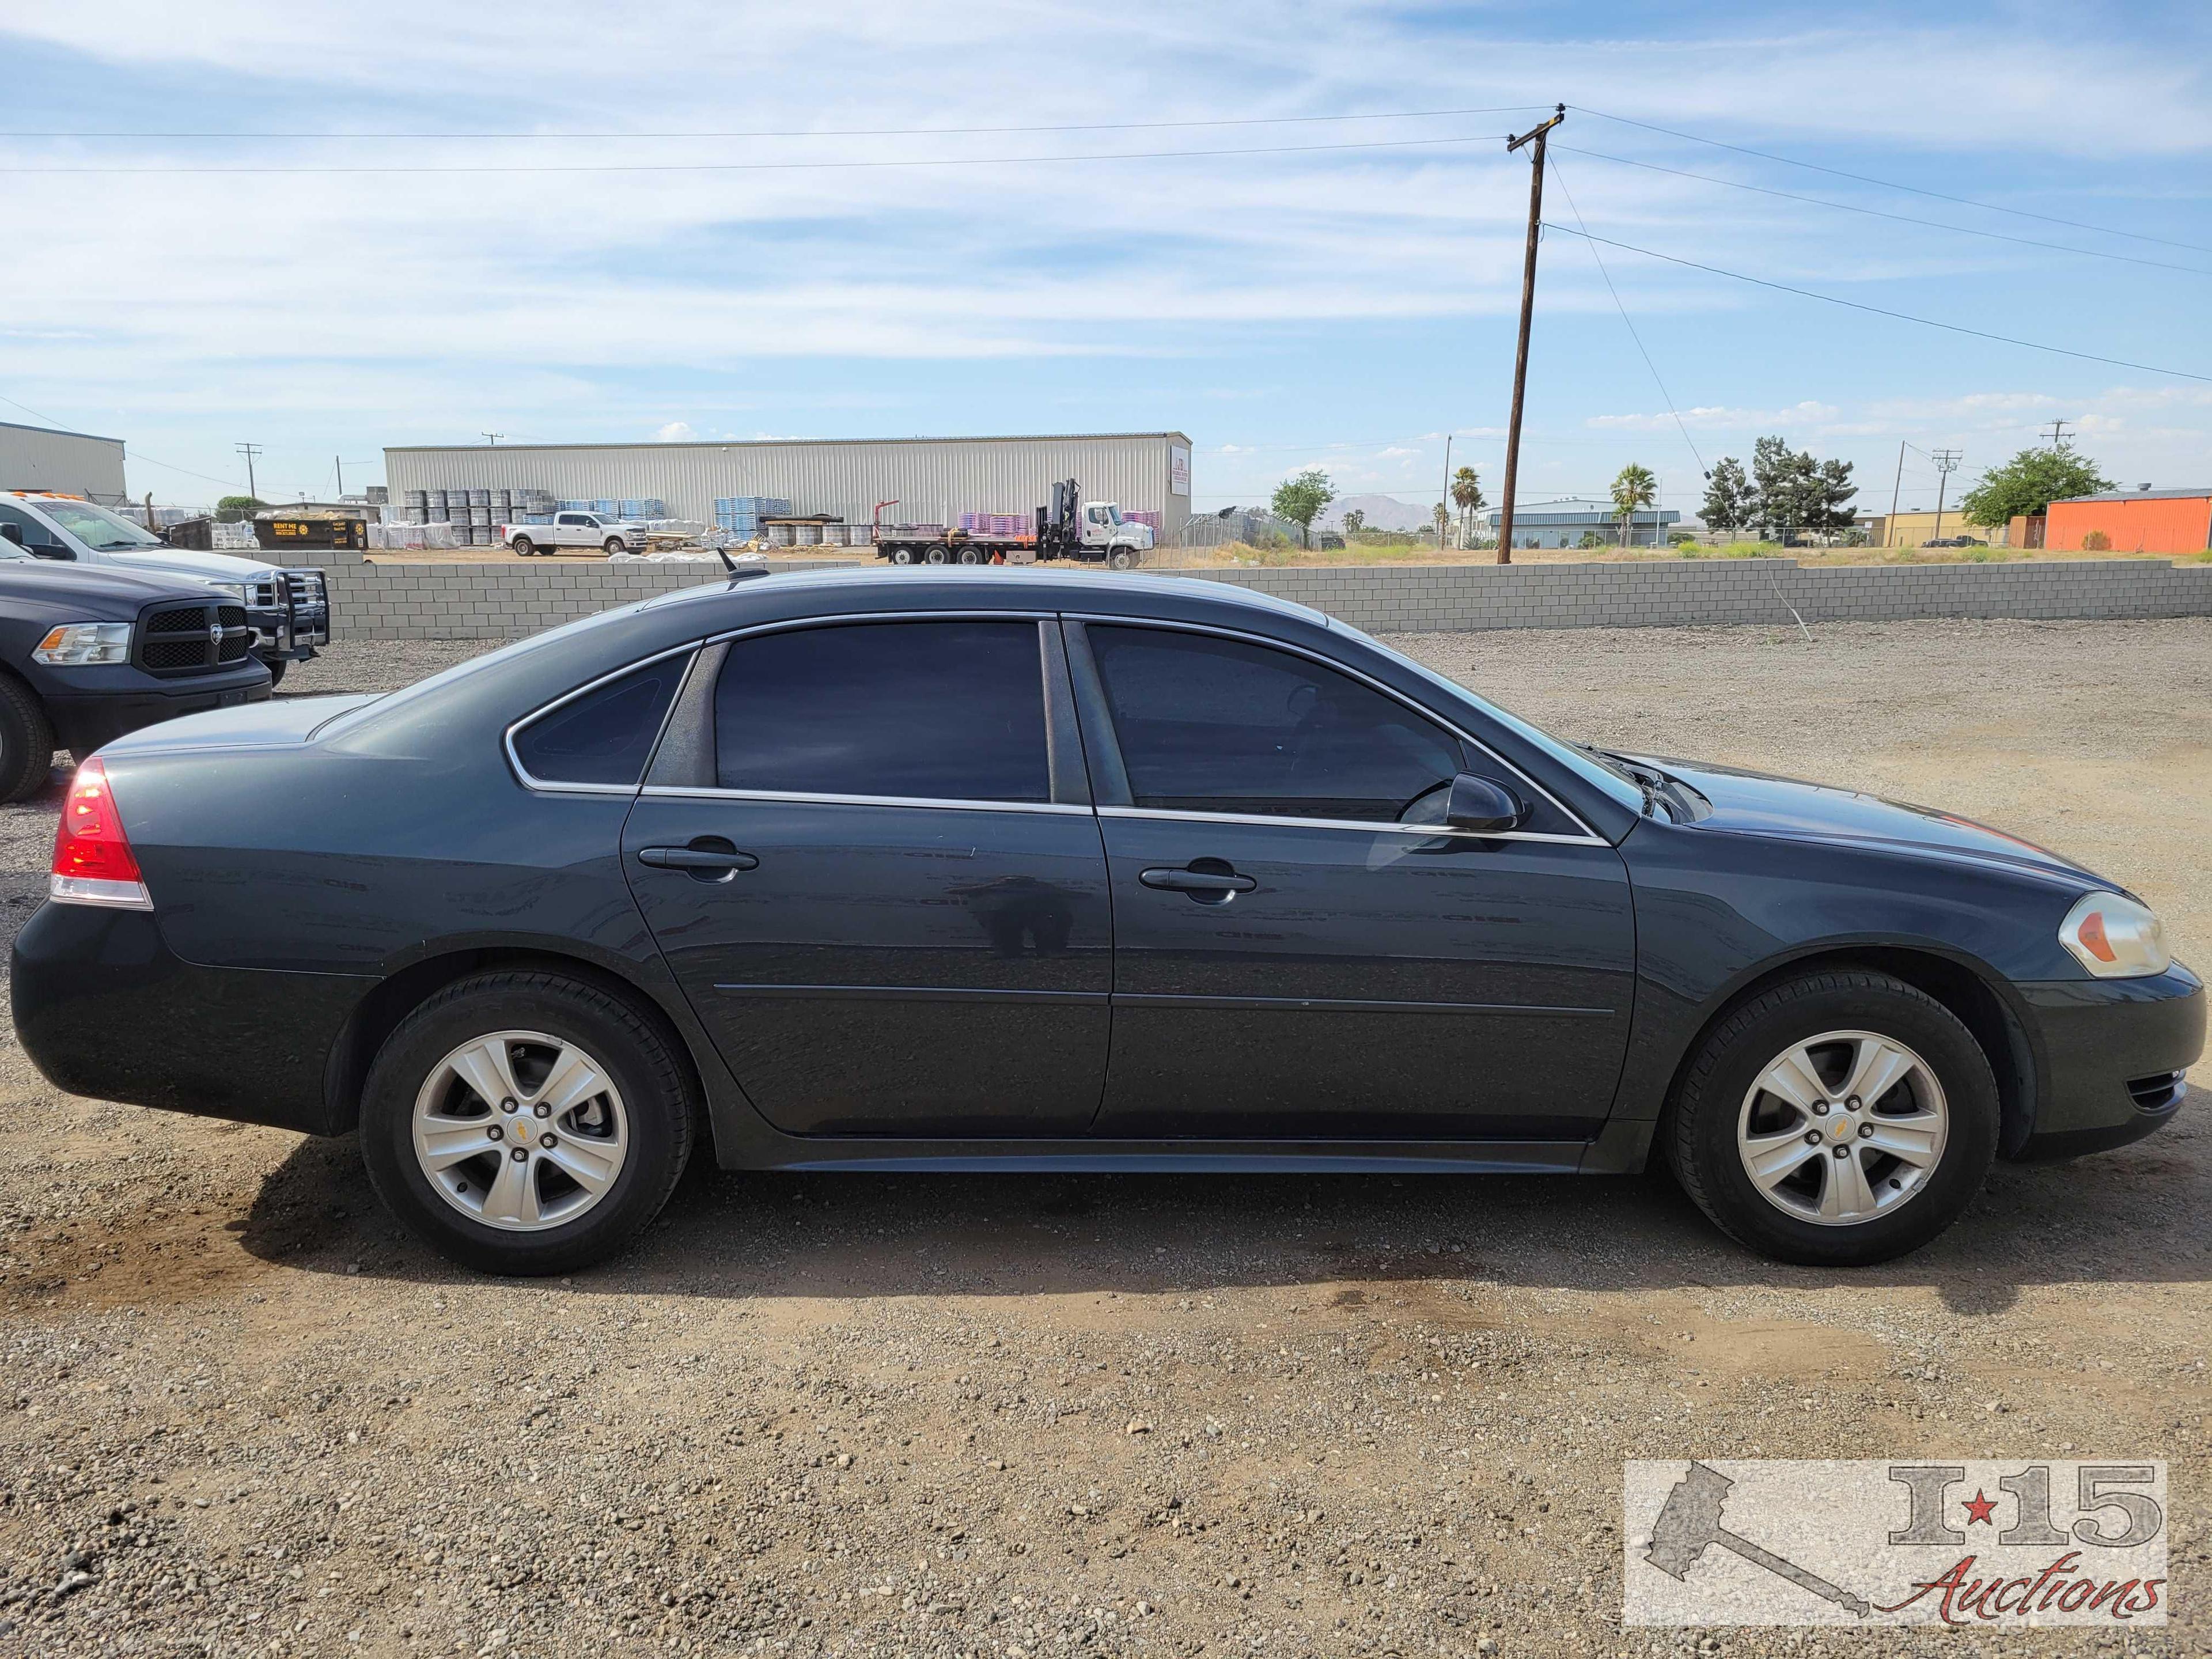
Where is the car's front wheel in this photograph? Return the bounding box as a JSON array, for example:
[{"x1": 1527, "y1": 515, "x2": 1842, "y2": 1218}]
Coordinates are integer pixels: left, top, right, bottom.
[
  {"x1": 0, "y1": 674, "x2": 57, "y2": 802},
  {"x1": 359, "y1": 971, "x2": 695, "y2": 1274},
  {"x1": 1665, "y1": 969, "x2": 1998, "y2": 1266}
]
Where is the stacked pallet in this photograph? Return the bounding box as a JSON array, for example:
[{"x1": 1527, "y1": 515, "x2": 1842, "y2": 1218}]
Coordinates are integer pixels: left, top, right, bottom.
[{"x1": 713, "y1": 496, "x2": 792, "y2": 536}]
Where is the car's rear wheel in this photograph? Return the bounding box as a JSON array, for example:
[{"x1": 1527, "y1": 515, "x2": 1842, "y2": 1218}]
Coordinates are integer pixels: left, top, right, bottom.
[
  {"x1": 0, "y1": 673, "x2": 58, "y2": 803},
  {"x1": 510, "y1": 536, "x2": 536, "y2": 556},
  {"x1": 359, "y1": 971, "x2": 695, "y2": 1274},
  {"x1": 1665, "y1": 969, "x2": 1998, "y2": 1266},
  {"x1": 887, "y1": 546, "x2": 915, "y2": 566}
]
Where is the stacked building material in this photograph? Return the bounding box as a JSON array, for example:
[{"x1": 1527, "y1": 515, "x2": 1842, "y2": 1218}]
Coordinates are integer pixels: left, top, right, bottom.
[
  {"x1": 713, "y1": 496, "x2": 793, "y2": 536},
  {"x1": 958, "y1": 512, "x2": 1029, "y2": 536}
]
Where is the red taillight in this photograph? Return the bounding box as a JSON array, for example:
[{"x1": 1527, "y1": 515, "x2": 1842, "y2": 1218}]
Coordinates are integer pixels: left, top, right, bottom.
[{"x1": 50, "y1": 758, "x2": 151, "y2": 909}]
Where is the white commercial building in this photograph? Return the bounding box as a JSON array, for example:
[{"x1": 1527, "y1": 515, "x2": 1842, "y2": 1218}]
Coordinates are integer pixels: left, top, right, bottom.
[
  {"x1": 383, "y1": 431, "x2": 1195, "y2": 540},
  {"x1": 0, "y1": 419, "x2": 128, "y2": 502}
]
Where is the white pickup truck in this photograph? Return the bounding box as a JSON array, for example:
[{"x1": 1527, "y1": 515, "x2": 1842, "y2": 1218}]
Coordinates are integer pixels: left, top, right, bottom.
[{"x1": 502, "y1": 512, "x2": 645, "y2": 557}]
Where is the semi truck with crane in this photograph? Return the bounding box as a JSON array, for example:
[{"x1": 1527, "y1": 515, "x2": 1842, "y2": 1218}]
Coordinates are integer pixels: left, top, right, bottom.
[{"x1": 873, "y1": 480, "x2": 1153, "y2": 569}]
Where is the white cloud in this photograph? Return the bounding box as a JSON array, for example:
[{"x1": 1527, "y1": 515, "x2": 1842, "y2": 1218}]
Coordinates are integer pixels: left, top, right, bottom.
[
  {"x1": 1587, "y1": 402, "x2": 1839, "y2": 432},
  {"x1": 652, "y1": 421, "x2": 697, "y2": 442}
]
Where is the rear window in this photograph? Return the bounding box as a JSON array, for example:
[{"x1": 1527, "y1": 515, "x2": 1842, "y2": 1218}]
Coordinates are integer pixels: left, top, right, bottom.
[
  {"x1": 714, "y1": 620, "x2": 1048, "y2": 802},
  {"x1": 511, "y1": 656, "x2": 686, "y2": 787}
]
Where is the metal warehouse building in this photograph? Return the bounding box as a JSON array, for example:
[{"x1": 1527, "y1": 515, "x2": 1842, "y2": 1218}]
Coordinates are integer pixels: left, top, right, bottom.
[
  {"x1": 1, "y1": 419, "x2": 127, "y2": 502},
  {"x1": 383, "y1": 432, "x2": 1194, "y2": 540}
]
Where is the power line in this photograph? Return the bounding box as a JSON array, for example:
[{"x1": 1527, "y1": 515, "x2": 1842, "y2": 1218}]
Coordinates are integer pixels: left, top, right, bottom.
[
  {"x1": 0, "y1": 130, "x2": 1516, "y2": 177},
  {"x1": 1568, "y1": 105, "x2": 2212, "y2": 259},
  {"x1": 1544, "y1": 154, "x2": 1709, "y2": 478},
  {"x1": 127, "y1": 450, "x2": 247, "y2": 490},
  {"x1": 1539, "y1": 222, "x2": 2212, "y2": 385},
  {"x1": 1551, "y1": 143, "x2": 2212, "y2": 279},
  {"x1": 0, "y1": 104, "x2": 1556, "y2": 143}
]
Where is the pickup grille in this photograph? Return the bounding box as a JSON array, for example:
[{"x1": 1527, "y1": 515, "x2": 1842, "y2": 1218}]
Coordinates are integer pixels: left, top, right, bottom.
[{"x1": 137, "y1": 602, "x2": 253, "y2": 677}]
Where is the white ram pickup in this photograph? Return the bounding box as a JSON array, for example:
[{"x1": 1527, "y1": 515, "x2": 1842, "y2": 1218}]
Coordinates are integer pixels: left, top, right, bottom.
[{"x1": 502, "y1": 512, "x2": 645, "y2": 557}]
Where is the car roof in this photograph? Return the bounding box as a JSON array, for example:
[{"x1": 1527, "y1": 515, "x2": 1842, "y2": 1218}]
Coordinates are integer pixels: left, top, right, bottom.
[{"x1": 644, "y1": 565, "x2": 1333, "y2": 630}]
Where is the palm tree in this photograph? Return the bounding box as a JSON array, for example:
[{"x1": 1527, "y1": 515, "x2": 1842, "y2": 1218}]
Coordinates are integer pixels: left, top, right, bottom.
[
  {"x1": 1450, "y1": 467, "x2": 1485, "y2": 550},
  {"x1": 1611, "y1": 463, "x2": 1657, "y2": 547}
]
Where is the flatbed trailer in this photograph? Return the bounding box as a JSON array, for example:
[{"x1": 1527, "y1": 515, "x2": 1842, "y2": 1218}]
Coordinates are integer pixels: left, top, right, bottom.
[{"x1": 872, "y1": 479, "x2": 1150, "y2": 570}]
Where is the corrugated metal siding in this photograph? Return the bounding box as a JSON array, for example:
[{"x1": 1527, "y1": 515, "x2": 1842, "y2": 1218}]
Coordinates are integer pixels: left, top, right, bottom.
[
  {"x1": 0, "y1": 421, "x2": 128, "y2": 500},
  {"x1": 384, "y1": 434, "x2": 1192, "y2": 539}
]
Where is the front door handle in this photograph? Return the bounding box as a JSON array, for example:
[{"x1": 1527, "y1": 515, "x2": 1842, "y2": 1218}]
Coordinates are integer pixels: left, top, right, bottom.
[
  {"x1": 1139, "y1": 861, "x2": 1257, "y2": 902},
  {"x1": 638, "y1": 840, "x2": 759, "y2": 879}
]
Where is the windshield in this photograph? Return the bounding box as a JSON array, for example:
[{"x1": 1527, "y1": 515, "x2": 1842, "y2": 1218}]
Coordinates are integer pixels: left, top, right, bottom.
[
  {"x1": 33, "y1": 498, "x2": 164, "y2": 551},
  {"x1": 1328, "y1": 619, "x2": 1647, "y2": 813}
]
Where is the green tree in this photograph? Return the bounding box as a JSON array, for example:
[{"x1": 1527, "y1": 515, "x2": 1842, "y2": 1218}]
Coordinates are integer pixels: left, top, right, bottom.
[
  {"x1": 1432, "y1": 502, "x2": 1449, "y2": 545},
  {"x1": 1700, "y1": 457, "x2": 1751, "y2": 539},
  {"x1": 1450, "y1": 466, "x2": 1486, "y2": 548},
  {"x1": 1749, "y1": 435, "x2": 1855, "y2": 541},
  {"x1": 1270, "y1": 468, "x2": 1334, "y2": 548},
  {"x1": 1342, "y1": 508, "x2": 1365, "y2": 537},
  {"x1": 215, "y1": 494, "x2": 267, "y2": 525},
  {"x1": 1959, "y1": 444, "x2": 2113, "y2": 528},
  {"x1": 1610, "y1": 463, "x2": 1657, "y2": 546}
]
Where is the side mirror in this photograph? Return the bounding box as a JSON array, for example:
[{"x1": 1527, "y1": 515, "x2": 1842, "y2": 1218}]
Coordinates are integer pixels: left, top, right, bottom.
[
  {"x1": 28, "y1": 540, "x2": 71, "y2": 560},
  {"x1": 1445, "y1": 772, "x2": 1525, "y2": 834},
  {"x1": 0, "y1": 523, "x2": 20, "y2": 547}
]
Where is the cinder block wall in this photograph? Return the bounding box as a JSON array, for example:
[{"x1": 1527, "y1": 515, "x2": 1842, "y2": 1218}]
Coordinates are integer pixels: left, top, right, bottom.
[{"x1": 303, "y1": 553, "x2": 2212, "y2": 641}]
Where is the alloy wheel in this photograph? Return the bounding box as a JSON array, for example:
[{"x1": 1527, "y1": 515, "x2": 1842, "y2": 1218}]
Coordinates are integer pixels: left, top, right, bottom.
[
  {"x1": 411, "y1": 1030, "x2": 630, "y2": 1231},
  {"x1": 1735, "y1": 1029, "x2": 1948, "y2": 1227}
]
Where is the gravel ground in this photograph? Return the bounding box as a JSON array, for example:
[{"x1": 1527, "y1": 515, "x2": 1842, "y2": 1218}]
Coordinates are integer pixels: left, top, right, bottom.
[{"x1": 0, "y1": 619, "x2": 2206, "y2": 1658}]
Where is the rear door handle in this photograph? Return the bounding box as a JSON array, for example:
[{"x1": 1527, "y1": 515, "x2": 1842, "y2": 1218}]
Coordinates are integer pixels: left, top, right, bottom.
[
  {"x1": 638, "y1": 843, "x2": 759, "y2": 874},
  {"x1": 1139, "y1": 863, "x2": 1257, "y2": 900}
]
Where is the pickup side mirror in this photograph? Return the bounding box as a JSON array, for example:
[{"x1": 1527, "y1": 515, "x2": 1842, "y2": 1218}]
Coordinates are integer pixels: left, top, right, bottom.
[
  {"x1": 0, "y1": 523, "x2": 20, "y2": 547},
  {"x1": 28, "y1": 540, "x2": 73, "y2": 560},
  {"x1": 1445, "y1": 772, "x2": 1526, "y2": 835}
]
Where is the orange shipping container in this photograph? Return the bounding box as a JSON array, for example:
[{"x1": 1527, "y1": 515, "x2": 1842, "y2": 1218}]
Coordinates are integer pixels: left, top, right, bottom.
[{"x1": 2044, "y1": 490, "x2": 2212, "y2": 554}]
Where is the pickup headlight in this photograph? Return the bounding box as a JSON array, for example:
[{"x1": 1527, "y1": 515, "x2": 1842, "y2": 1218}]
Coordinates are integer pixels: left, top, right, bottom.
[
  {"x1": 2059, "y1": 891, "x2": 2171, "y2": 978},
  {"x1": 203, "y1": 581, "x2": 249, "y2": 603},
  {"x1": 33, "y1": 622, "x2": 132, "y2": 666}
]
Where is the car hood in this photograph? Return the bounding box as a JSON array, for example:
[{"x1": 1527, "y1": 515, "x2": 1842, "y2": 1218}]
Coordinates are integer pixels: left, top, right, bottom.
[
  {"x1": 1642, "y1": 755, "x2": 2101, "y2": 884},
  {"x1": 97, "y1": 694, "x2": 379, "y2": 757},
  {"x1": 103, "y1": 548, "x2": 278, "y2": 584}
]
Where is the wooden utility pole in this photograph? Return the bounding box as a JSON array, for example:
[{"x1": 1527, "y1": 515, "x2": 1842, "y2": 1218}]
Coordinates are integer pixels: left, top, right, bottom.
[
  {"x1": 1495, "y1": 103, "x2": 1563, "y2": 566},
  {"x1": 1887, "y1": 440, "x2": 1905, "y2": 548},
  {"x1": 1439, "y1": 434, "x2": 1452, "y2": 551}
]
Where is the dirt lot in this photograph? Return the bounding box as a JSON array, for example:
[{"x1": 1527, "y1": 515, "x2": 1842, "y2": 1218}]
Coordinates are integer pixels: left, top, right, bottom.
[{"x1": 0, "y1": 619, "x2": 2206, "y2": 1658}]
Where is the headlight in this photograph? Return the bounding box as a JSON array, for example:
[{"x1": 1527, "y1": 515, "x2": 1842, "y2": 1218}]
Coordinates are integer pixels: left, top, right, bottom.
[
  {"x1": 203, "y1": 580, "x2": 248, "y2": 603},
  {"x1": 33, "y1": 623, "x2": 132, "y2": 666},
  {"x1": 2059, "y1": 891, "x2": 2171, "y2": 978}
]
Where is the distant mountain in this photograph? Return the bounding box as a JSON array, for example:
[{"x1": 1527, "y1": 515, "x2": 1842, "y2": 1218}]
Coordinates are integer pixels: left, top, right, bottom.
[{"x1": 1318, "y1": 493, "x2": 1431, "y2": 532}]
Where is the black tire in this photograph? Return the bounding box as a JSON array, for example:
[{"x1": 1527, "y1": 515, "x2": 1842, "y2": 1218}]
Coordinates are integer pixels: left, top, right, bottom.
[
  {"x1": 261, "y1": 656, "x2": 288, "y2": 690},
  {"x1": 956, "y1": 545, "x2": 983, "y2": 566},
  {"x1": 0, "y1": 674, "x2": 58, "y2": 803},
  {"x1": 604, "y1": 537, "x2": 626, "y2": 555},
  {"x1": 887, "y1": 546, "x2": 915, "y2": 566},
  {"x1": 923, "y1": 543, "x2": 950, "y2": 565},
  {"x1": 359, "y1": 971, "x2": 696, "y2": 1275},
  {"x1": 510, "y1": 536, "x2": 536, "y2": 556},
  {"x1": 1108, "y1": 548, "x2": 1135, "y2": 571},
  {"x1": 1665, "y1": 969, "x2": 1998, "y2": 1267}
]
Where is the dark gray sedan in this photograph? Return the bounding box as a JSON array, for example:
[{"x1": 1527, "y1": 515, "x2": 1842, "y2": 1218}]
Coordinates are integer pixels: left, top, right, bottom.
[{"x1": 13, "y1": 570, "x2": 2201, "y2": 1274}]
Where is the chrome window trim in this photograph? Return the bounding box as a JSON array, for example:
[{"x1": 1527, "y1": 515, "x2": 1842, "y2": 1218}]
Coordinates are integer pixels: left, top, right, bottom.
[
  {"x1": 1096, "y1": 804, "x2": 1605, "y2": 846},
  {"x1": 504, "y1": 642, "x2": 699, "y2": 796},
  {"x1": 1065, "y1": 612, "x2": 1604, "y2": 842},
  {"x1": 640, "y1": 785, "x2": 1088, "y2": 816}
]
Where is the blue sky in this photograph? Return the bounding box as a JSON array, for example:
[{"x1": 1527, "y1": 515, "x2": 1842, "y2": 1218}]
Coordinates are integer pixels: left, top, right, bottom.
[{"x1": 3, "y1": 1, "x2": 2210, "y2": 519}]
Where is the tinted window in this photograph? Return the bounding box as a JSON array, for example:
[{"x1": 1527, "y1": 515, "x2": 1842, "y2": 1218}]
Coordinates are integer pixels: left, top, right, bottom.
[
  {"x1": 513, "y1": 657, "x2": 685, "y2": 787},
  {"x1": 715, "y1": 621, "x2": 1048, "y2": 802},
  {"x1": 1089, "y1": 625, "x2": 1463, "y2": 821},
  {"x1": 0, "y1": 503, "x2": 43, "y2": 558}
]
